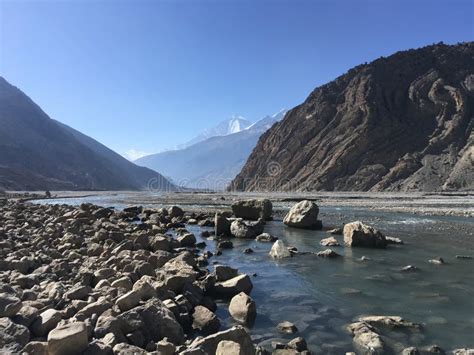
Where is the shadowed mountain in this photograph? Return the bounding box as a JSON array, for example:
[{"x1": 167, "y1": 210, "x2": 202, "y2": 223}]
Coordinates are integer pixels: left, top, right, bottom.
[
  {"x1": 0, "y1": 77, "x2": 174, "y2": 191},
  {"x1": 230, "y1": 42, "x2": 473, "y2": 192}
]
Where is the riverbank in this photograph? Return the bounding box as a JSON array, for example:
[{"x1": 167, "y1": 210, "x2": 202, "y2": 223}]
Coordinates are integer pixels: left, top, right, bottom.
[{"x1": 1, "y1": 197, "x2": 474, "y2": 354}]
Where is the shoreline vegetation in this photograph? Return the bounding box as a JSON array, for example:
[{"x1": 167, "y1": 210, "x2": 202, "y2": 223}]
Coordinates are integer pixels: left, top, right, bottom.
[{"x1": 1, "y1": 194, "x2": 473, "y2": 354}]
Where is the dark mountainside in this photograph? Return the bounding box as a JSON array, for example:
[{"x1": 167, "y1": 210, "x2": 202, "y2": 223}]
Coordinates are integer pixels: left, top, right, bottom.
[
  {"x1": 230, "y1": 43, "x2": 474, "y2": 192},
  {"x1": 0, "y1": 77, "x2": 174, "y2": 191}
]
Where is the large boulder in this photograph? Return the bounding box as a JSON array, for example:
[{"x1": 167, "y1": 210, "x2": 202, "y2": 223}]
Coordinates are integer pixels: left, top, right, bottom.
[
  {"x1": 31, "y1": 309, "x2": 62, "y2": 337},
  {"x1": 283, "y1": 200, "x2": 322, "y2": 229},
  {"x1": 269, "y1": 240, "x2": 291, "y2": 259},
  {"x1": 230, "y1": 220, "x2": 256, "y2": 239},
  {"x1": 47, "y1": 322, "x2": 88, "y2": 355},
  {"x1": 231, "y1": 199, "x2": 272, "y2": 220},
  {"x1": 343, "y1": 221, "x2": 387, "y2": 248},
  {"x1": 192, "y1": 306, "x2": 221, "y2": 335},
  {"x1": 215, "y1": 214, "x2": 231, "y2": 236},
  {"x1": 189, "y1": 326, "x2": 254, "y2": 355},
  {"x1": 213, "y1": 274, "x2": 253, "y2": 296},
  {"x1": 229, "y1": 292, "x2": 256, "y2": 324}
]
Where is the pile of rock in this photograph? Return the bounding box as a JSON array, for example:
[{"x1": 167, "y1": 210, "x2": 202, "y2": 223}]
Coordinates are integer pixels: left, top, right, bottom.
[{"x1": 0, "y1": 201, "x2": 257, "y2": 354}]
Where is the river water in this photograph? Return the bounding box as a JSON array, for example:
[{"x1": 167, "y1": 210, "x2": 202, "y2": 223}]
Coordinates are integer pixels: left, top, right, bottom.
[{"x1": 32, "y1": 195, "x2": 474, "y2": 353}]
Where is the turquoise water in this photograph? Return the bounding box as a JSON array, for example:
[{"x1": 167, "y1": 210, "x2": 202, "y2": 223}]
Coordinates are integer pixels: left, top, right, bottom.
[{"x1": 33, "y1": 196, "x2": 474, "y2": 353}]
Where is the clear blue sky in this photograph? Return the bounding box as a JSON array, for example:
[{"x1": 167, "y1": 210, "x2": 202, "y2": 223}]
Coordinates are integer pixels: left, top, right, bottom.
[{"x1": 1, "y1": 0, "x2": 472, "y2": 158}]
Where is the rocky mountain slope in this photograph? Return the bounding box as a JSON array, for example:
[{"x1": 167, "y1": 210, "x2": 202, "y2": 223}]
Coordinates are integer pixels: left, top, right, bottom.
[
  {"x1": 0, "y1": 77, "x2": 174, "y2": 191},
  {"x1": 230, "y1": 42, "x2": 474, "y2": 192},
  {"x1": 136, "y1": 111, "x2": 285, "y2": 189}
]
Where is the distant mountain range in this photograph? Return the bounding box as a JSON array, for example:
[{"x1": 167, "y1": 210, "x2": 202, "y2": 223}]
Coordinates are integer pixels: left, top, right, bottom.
[
  {"x1": 231, "y1": 42, "x2": 474, "y2": 192},
  {"x1": 0, "y1": 77, "x2": 174, "y2": 191},
  {"x1": 135, "y1": 110, "x2": 286, "y2": 189},
  {"x1": 176, "y1": 116, "x2": 253, "y2": 150}
]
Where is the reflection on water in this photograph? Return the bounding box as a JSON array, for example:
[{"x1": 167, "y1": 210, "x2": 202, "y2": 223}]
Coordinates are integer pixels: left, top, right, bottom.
[{"x1": 33, "y1": 196, "x2": 474, "y2": 352}]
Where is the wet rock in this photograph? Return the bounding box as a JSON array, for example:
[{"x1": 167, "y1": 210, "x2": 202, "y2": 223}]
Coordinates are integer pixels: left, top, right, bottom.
[
  {"x1": 214, "y1": 265, "x2": 239, "y2": 282},
  {"x1": 343, "y1": 221, "x2": 387, "y2": 248},
  {"x1": 287, "y1": 337, "x2": 308, "y2": 351},
  {"x1": 358, "y1": 315, "x2": 420, "y2": 329},
  {"x1": 455, "y1": 255, "x2": 473, "y2": 259},
  {"x1": 452, "y1": 348, "x2": 474, "y2": 355},
  {"x1": 217, "y1": 240, "x2": 233, "y2": 249},
  {"x1": 327, "y1": 227, "x2": 343, "y2": 235},
  {"x1": 277, "y1": 321, "x2": 298, "y2": 334},
  {"x1": 316, "y1": 249, "x2": 340, "y2": 258},
  {"x1": 0, "y1": 317, "x2": 30, "y2": 352},
  {"x1": 215, "y1": 214, "x2": 231, "y2": 236},
  {"x1": 243, "y1": 248, "x2": 254, "y2": 254},
  {"x1": 347, "y1": 321, "x2": 384, "y2": 354},
  {"x1": 47, "y1": 322, "x2": 88, "y2": 355},
  {"x1": 386, "y1": 236, "x2": 404, "y2": 245},
  {"x1": 402, "y1": 347, "x2": 421, "y2": 355},
  {"x1": 428, "y1": 257, "x2": 445, "y2": 265},
  {"x1": 0, "y1": 292, "x2": 22, "y2": 317},
  {"x1": 231, "y1": 199, "x2": 273, "y2": 220},
  {"x1": 283, "y1": 200, "x2": 322, "y2": 229},
  {"x1": 192, "y1": 305, "x2": 221, "y2": 335},
  {"x1": 420, "y1": 345, "x2": 446, "y2": 354},
  {"x1": 256, "y1": 233, "x2": 278, "y2": 242},
  {"x1": 213, "y1": 274, "x2": 253, "y2": 296},
  {"x1": 320, "y1": 236, "x2": 340, "y2": 246},
  {"x1": 230, "y1": 220, "x2": 256, "y2": 239},
  {"x1": 188, "y1": 326, "x2": 254, "y2": 355},
  {"x1": 229, "y1": 292, "x2": 256, "y2": 324},
  {"x1": 401, "y1": 265, "x2": 419, "y2": 272},
  {"x1": 269, "y1": 240, "x2": 292, "y2": 259}
]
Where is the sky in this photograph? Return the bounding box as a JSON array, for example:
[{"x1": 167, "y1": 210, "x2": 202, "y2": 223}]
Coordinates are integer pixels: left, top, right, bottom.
[{"x1": 0, "y1": 0, "x2": 473, "y2": 159}]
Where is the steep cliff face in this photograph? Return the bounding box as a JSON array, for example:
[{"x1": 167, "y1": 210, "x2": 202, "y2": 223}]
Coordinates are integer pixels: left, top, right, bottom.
[{"x1": 230, "y1": 43, "x2": 474, "y2": 192}]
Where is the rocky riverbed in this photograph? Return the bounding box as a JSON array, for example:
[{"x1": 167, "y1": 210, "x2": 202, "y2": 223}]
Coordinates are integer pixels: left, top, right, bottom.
[{"x1": 1, "y1": 197, "x2": 473, "y2": 354}]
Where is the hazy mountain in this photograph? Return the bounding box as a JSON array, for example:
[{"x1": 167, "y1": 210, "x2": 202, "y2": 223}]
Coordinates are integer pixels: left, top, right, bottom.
[
  {"x1": 176, "y1": 116, "x2": 252, "y2": 149},
  {"x1": 0, "y1": 77, "x2": 174, "y2": 191},
  {"x1": 135, "y1": 110, "x2": 286, "y2": 189},
  {"x1": 230, "y1": 43, "x2": 474, "y2": 192}
]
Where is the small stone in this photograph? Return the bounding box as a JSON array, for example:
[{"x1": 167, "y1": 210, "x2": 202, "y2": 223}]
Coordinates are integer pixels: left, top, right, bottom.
[
  {"x1": 320, "y1": 236, "x2": 340, "y2": 246},
  {"x1": 287, "y1": 337, "x2": 308, "y2": 351},
  {"x1": 428, "y1": 257, "x2": 445, "y2": 265},
  {"x1": 316, "y1": 249, "x2": 341, "y2": 258},
  {"x1": 269, "y1": 240, "x2": 291, "y2": 259},
  {"x1": 277, "y1": 321, "x2": 298, "y2": 334},
  {"x1": 243, "y1": 248, "x2": 254, "y2": 254},
  {"x1": 256, "y1": 233, "x2": 278, "y2": 242},
  {"x1": 401, "y1": 265, "x2": 418, "y2": 272},
  {"x1": 217, "y1": 240, "x2": 233, "y2": 249}
]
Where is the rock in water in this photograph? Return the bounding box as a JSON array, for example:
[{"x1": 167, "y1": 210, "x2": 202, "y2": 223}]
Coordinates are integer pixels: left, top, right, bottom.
[
  {"x1": 230, "y1": 220, "x2": 258, "y2": 238},
  {"x1": 320, "y1": 236, "x2": 340, "y2": 246},
  {"x1": 231, "y1": 199, "x2": 273, "y2": 220},
  {"x1": 213, "y1": 274, "x2": 253, "y2": 296},
  {"x1": 215, "y1": 214, "x2": 231, "y2": 236},
  {"x1": 229, "y1": 292, "x2": 257, "y2": 324},
  {"x1": 269, "y1": 240, "x2": 292, "y2": 259},
  {"x1": 343, "y1": 221, "x2": 387, "y2": 248},
  {"x1": 188, "y1": 326, "x2": 254, "y2": 355},
  {"x1": 47, "y1": 322, "x2": 88, "y2": 355},
  {"x1": 216, "y1": 340, "x2": 244, "y2": 355},
  {"x1": 192, "y1": 305, "x2": 221, "y2": 335},
  {"x1": 283, "y1": 200, "x2": 322, "y2": 229}
]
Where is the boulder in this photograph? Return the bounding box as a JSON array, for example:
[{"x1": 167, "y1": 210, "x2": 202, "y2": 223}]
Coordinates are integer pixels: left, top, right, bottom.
[
  {"x1": 22, "y1": 341, "x2": 48, "y2": 355},
  {"x1": 316, "y1": 249, "x2": 341, "y2": 258},
  {"x1": 229, "y1": 292, "x2": 256, "y2": 324},
  {"x1": 0, "y1": 293, "x2": 22, "y2": 317},
  {"x1": 0, "y1": 317, "x2": 30, "y2": 352},
  {"x1": 215, "y1": 214, "x2": 231, "y2": 236},
  {"x1": 189, "y1": 326, "x2": 254, "y2": 355},
  {"x1": 47, "y1": 322, "x2": 88, "y2": 355},
  {"x1": 320, "y1": 236, "x2": 340, "y2": 246},
  {"x1": 277, "y1": 321, "x2": 298, "y2": 334},
  {"x1": 168, "y1": 206, "x2": 184, "y2": 218},
  {"x1": 213, "y1": 274, "x2": 253, "y2": 296},
  {"x1": 343, "y1": 221, "x2": 387, "y2": 248},
  {"x1": 256, "y1": 233, "x2": 278, "y2": 242},
  {"x1": 214, "y1": 265, "x2": 239, "y2": 282},
  {"x1": 231, "y1": 199, "x2": 272, "y2": 220},
  {"x1": 347, "y1": 321, "x2": 384, "y2": 354},
  {"x1": 31, "y1": 309, "x2": 62, "y2": 337},
  {"x1": 269, "y1": 240, "x2": 291, "y2": 259},
  {"x1": 287, "y1": 337, "x2": 308, "y2": 352},
  {"x1": 192, "y1": 306, "x2": 221, "y2": 335},
  {"x1": 177, "y1": 233, "x2": 196, "y2": 247},
  {"x1": 283, "y1": 200, "x2": 322, "y2": 229},
  {"x1": 230, "y1": 220, "x2": 256, "y2": 239},
  {"x1": 116, "y1": 290, "x2": 141, "y2": 311}
]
